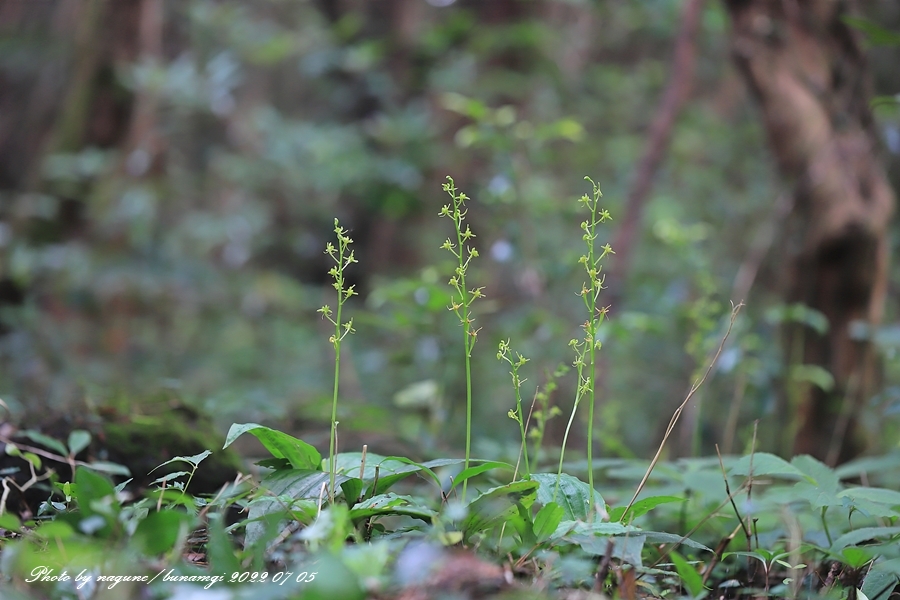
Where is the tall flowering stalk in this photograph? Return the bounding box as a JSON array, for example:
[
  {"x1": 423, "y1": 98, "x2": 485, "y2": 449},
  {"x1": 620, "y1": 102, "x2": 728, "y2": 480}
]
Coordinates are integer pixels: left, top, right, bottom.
[
  {"x1": 317, "y1": 219, "x2": 357, "y2": 504},
  {"x1": 439, "y1": 176, "x2": 483, "y2": 502},
  {"x1": 557, "y1": 177, "x2": 613, "y2": 515}
]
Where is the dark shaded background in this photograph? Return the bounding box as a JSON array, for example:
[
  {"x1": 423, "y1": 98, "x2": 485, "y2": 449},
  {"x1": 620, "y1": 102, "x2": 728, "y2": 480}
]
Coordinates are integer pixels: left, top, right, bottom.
[{"x1": 1, "y1": 0, "x2": 899, "y2": 465}]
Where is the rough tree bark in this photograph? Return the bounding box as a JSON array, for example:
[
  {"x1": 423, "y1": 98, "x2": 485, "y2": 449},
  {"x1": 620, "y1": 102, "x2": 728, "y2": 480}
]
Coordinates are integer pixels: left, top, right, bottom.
[{"x1": 724, "y1": 0, "x2": 895, "y2": 464}]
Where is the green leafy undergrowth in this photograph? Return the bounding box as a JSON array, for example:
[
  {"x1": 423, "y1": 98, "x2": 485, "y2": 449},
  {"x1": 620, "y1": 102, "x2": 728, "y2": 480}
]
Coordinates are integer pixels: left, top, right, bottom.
[{"x1": 3, "y1": 432, "x2": 900, "y2": 599}]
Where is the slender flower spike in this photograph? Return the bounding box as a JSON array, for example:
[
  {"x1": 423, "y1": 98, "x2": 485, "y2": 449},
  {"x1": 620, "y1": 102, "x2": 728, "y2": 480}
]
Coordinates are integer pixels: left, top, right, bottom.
[
  {"x1": 557, "y1": 177, "x2": 613, "y2": 519},
  {"x1": 321, "y1": 218, "x2": 357, "y2": 505},
  {"x1": 439, "y1": 176, "x2": 482, "y2": 502}
]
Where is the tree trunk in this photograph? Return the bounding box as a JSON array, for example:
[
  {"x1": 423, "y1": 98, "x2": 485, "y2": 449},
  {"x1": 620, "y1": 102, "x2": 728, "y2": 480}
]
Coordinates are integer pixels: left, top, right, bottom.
[{"x1": 723, "y1": 0, "x2": 895, "y2": 463}]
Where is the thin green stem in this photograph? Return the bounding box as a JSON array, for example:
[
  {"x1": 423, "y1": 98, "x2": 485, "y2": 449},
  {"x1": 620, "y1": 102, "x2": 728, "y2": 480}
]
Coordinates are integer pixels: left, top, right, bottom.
[
  {"x1": 820, "y1": 506, "x2": 832, "y2": 546},
  {"x1": 463, "y1": 329, "x2": 472, "y2": 500},
  {"x1": 329, "y1": 298, "x2": 342, "y2": 504},
  {"x1": 587, "y1": 321, "x2": 596, "y2": 513},
  {"x1": 457, "y1": 214, "x2": 472, "y2": 502},
  {"x1": 557, "y1": 351, "x2": 585, "y2": 501},
  {"x1": 514, "y1": 373, "x2": 529, "y2": 477}
]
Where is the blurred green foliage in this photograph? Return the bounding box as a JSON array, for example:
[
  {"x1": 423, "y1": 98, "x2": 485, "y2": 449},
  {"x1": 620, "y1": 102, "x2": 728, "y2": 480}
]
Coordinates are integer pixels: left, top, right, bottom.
[{"x1": 0, "y1": 0, "x2": 898, "y2": 461}]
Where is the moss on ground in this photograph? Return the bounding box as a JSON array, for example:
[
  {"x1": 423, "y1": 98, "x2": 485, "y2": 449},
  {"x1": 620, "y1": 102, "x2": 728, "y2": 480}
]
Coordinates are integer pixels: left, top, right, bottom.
[{"x1": 99, "y1": 393, "x2": 242, "y2": 494}]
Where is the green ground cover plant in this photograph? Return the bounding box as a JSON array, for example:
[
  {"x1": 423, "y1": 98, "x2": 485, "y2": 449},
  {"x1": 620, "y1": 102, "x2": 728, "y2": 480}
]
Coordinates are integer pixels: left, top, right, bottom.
[{"x1": 1, "y1": 179, "x2": 900, "y2": 600}]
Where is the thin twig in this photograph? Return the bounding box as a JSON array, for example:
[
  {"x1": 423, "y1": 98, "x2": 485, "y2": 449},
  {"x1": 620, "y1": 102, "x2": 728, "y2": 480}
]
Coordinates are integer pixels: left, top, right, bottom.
[
  {"x1": 0, "y1": 462, "x2": 54, "y2": 517},
  {"x1": 624, "y1": 302, "x2": 743, "y2": 516},
  {"x1": 595, "y1": 538, "x2": 615, "y2": 591},
  {"x1": 197, "y1": 472, "x2": 250, "y2": 521},
  {"x1": 316, "y1": 481, "x2": 326, "y2": 516},
  {"x1": 749, "y1": 420, "x2": 759, "y2": 551},
  {"x1": 646, "y1": 479, "x2": 749, "y2": 572},
  {"x1": 701, "y1": 522, "x2": 743, "y2": 588},
  {"x1": 716, "y1": 444, "x2": 751, "y2": 549},
  {"x1": 266, "y1": 520, "x2": 303, "y2": 556},
  {"x1": 0, "y1": 435, "x2": 85, "y2": 479}
]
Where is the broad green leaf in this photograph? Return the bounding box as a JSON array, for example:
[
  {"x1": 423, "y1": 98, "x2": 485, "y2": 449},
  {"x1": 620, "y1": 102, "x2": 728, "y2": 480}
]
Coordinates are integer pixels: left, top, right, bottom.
[
  {"x1": 348, "y1": 493, "x2": 436, "y2": 521},
  {"x1": 341, "y1": 478, "x2": 363, "y2": 505},
  {"x1": 836, "y1": 454, "x2": 900, "y2": 480},
  {"x1": 449, "y1": 461, "x2": 513, "y2": 491},
  {"x1": 441, "y1": 92, "x2": 489, "y2": 120},
  {"x1": 207, "y1": 513, "x2": 241, "y2": 575},
  {"x1": 245, "y1": 469, "x2": 349, "y2": 548},
  {"x1": 609, "y1": 495, "x2": 684, "y2": 523},
  {"x1": 298, "y1": 503, "x2": 353, "y2": 554},
  {"x1": 67, "y1": 430, "x2": 91, "y2": 456},
  {"x1": 671, "y1": 551, "x2": 706, "y2": 597},
  {"x1": 343, "y1": 542, "x2": 393, "y2": 581},
  {"x1": 261, "y1": 468, "x2": 350, "y2": 500},
  {"x1": 0, "y1": 513, "x2": 21, "y2": 532},
  {"x1": 837, "y1": 498, "x2": 900, "y2": 519},
  {"x1": 531, "y1": 472, "x2": 604, "y2": 521},
  {"x1": 463, "y1": 480, "x2": 539, "y2": 539},
  {"x1": 559, "y1": 523, "x2": 644, "y2": 566},
  {"x1": 767, "y1": 303, "x2": 828, "y2": 334},
  {"x1": 792, "y1": 455, "x2": 841, "y2": 493},
  {"x1": 331, "y1": 452, "x2": 436, "y2": 495},
  {"x1": 729, "y1": 453, "x2": 802, "y2": 478},
  {"x1": 22, "y1": 452, "x2": 41, "y2": 470},
  {"x1": 830, "y1": 526, "x2": 900, "y2": 553},
  {"x1": 74, "y1": 466, "x2": 116, "y2": 508},
  {"x1": 421, "y1": 458, "x2": 466, "y2": 469},
  {"x1": 790, "y1": 364, "x2": 835, "y2": 392},
  {"x1": 641, "y1": 531, "x2": 712, "y2": 553},
  {"x1": 533, "y1": 502, "x2": 564, "y2": 543},
  {"x1": 862, "y1": 558, "x2": 900, "y2": 600},
  {"x1": 72, "y1": 467, "x2": 119, "y2": 538},
  {"x1": 134, "y1": 510, "x2": 194, "y2": 555},
  {"x1": 85, "y1": 461, "x2": 131, "y2": 477},
  {"x1": 554, "y1": 520, "x2": 635, "y2": 540},
  {"x1": 32, "y1": 520, "x2": 75, "y2": 540},
  {"x1": 838, "y1": 487, "x2": 900, "y2": 508},
  {"x1": 224, "y1": 423, "x2": 321, "y2": 470},
  {"x1": 606, "y1": 536, "x2": 645, "y2": 568},
  {"x1": 793, "y1": 481, "x2": 843, "y2": 510},
  {"x1": 19, "y1": 430, "x2": 68, "y2": 457},
  {"x1": 145, "y1": 488, "x2": 197, "y2": 511},
  {"x1": 841, "y1": 547, "x2": 877, "y2": 569},
  {"x1": 292, "y1": 553, "x2": 365, "y2": 600},
  {"x1": 256, "y1": 457, "x2": 292, "y2": 470}
]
